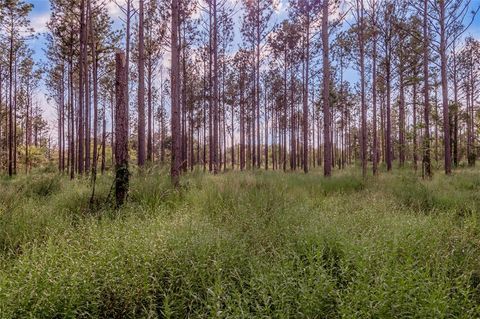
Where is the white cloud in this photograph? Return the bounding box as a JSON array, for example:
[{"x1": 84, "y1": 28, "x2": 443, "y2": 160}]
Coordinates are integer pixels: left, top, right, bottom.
[
  {"x1": 106, "y1": 0, "x2": 123, "y2": 18},
  {"x1": 106, "y1": 0, "x2": 141, "y2": 19},
  {"x1": 30, "y1": 12, "x2": 50, "y2": 34},
  {"x1": 274, "y1": 0, "x2": 286, "y2": 15}
]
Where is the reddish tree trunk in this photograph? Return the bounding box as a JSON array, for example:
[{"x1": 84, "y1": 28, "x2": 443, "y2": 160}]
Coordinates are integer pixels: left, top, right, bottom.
[
  {"x1": 137, "y1": 0, "x2": 146, "y2": 166},
  {"x1": 439, "y1": 0, "x2": 451, "y2": 174},
  {"x1": 171, "y1": 0, "x2": 182, "y2": 185},
  {"x1": 322, "y1": 0, "x2": 332, "y2": 176},
  {"x1": 422, "y1": 0, "x2": 432, "y2": 178}
]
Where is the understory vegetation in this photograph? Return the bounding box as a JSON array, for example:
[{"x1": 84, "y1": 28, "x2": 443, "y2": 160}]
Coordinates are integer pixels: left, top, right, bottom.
[{"x1": 1, "y1": 166, "x2": 480, "y2": 318}]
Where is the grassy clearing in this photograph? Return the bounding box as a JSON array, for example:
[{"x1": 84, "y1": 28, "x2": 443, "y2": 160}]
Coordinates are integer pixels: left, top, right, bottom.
[{"x1": 1, "y1": 166, "x2": 480, "y2": 318}]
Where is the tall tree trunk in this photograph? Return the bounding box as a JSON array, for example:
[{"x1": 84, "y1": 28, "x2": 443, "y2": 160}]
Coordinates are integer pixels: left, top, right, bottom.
[
  {"x1": 137, "y1": 0, "x2": 146, "y2": 166},
  {"x1": 399, "y1": 71, "x2": 406, "y2": 167},
  {"x1": 78, "y1": 0, "x2": 86, "y2": 175},
  {"x1": 27, "y1": 80, "x2": 31, "y2": 173},
  {"x1": 413, "y1": 82, "x2": 418, "y2": 171},
  {"x1": 290, "y1": 70, "x2": 296, "y2": 170},
  {"x1": 171, "y1": 0, "x2": 182, "y2": 185},
  {"x1": 469, "y1": 56, "x2": 476, "y2": 166},
  {"x1": 180, "y1": 27, "x2": 187, "y2": 172},
  {"x1": 358, "y1": 0, "x2": 367, "y2": 177},
  {"x1": 240, "y1": 69, "x2": 245, "y2": 170},
  {"x1": 13, "y1": 60, "x2": 17, "y2": 175},
  {"x1": 422, "y1": 0, "x2": 432, "y2": 178},
  {"x1": 212, "y1": 0, "x2": 219, "y2": 174},
  {"x1": 302, "y1": 10, "x2": 310, "y2": 173},
  {"x1": 101, "y1": 99, "x2": 106, "y2": 174},
  {"x1": 439, "y1": 0, "x2": 451, "y2": 175},
  {"x1": 147, "y1": 54, "x2": 153, "y2": 162},
  {"x1": 434, "y1": 86, "x2": 439, "y2": 163},
  {"x1": 322, "y1": 0, "x2": 331, "y2": 176},
  {"x1": 264, "y1": 88, "x2": 268, "y2": 170},
  {"x1": 114, "y1": 50, "x2": 129, "y2": 207},
  {"x1": 125, "y1": 0, "x2": 131, "y2": 137},
  {"x1": 85, "y1": 4, "x2": 91, "y2": 175},
  {"x1": 110, "y1": 90, "x2": 115, "y2": 167},
  {"x1": 372, "y1": 2, "x2": 378, "y2": 175},
  {"x1": 231, "y1": 93, "x2": 235, "y2": 169},
  {"x1": 69, "y1": 57, "x2": 75, "y2": 179},
  {"x1": 256, "y1": 4, "x2": 261, "y2": 169},
  {"x1": 89, "y1": 0, "x2": 99, "y2": 178},
  {"x1": 8, "y1": 27, "x2": 14, "y2": 177},
  {"x1": 208, "y1": 2, "x2": 213, "y2": 172},
  {"x1": 385, "y1": 42, "x2": 392, "y2": 170},
  {"x1": 202, "y1": 61, "x2": 207, "y2": 170},
  {"x1": 452, "y1": 45, "x2": 459, "y2": 167}
]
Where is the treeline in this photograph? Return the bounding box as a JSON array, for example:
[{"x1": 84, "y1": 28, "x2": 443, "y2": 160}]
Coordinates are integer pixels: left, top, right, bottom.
[
  {"x1": 0, "y1": 0, "x2": 50, "y2": 176},
  {"x1": 3, "y1": 0, "x2": 478, "y2": 183}
]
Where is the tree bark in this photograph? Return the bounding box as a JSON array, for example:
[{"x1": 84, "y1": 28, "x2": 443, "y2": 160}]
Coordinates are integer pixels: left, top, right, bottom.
[
  {"x1": 78, "y1": 0, "x2": 86, "y2": 175},
  {"x1": 137, "y1": 0, "x2": 146, "y2": 166},
  {"x1": 115, "y1": 50, "x2": 129, "y2": 207},
  {"x1": 322, "y1": 0, "x2": 331, "y2": 176},
  {"x1": 358, "y1": 0, "x2": 367, "y2": 177},
  {"x1": 171, "y1": 0, "x2": 182, "y2": 186},
  {"x1": 89, "y1": 0, "x2": 99, "y2": 177},
  {"x1": 422, "y1": 0, "x2": 432, "y2": 178},
  {"x1": 439, "y1": 0, "x2": 451, "y2": 175},
  {"x1": 8, "y1": 23, "x2": 14, "y2": 177},
  {"x1": 302, "y1": 8, "x2": 310, "y2": 173},
  {"x1": 147, "y1": 51, "x2": 153, "y2": 162},
  {"x1": 372, "y1": 1, "x2": 378, "y2": 175}
]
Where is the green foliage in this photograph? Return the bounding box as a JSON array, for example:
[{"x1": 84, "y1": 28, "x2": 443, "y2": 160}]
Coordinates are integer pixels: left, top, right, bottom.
[
  {"x1": 1, "y1": 168, "x2": 480, "y2": 318},
  {"x1": 386, "y1": 168, "x2": 480, "y2": 216}
]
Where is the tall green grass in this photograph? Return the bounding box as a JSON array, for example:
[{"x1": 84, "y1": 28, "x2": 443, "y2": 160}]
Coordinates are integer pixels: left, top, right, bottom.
[{"x1": 1, "y1": 167, "x2": 480, "y2": 318}]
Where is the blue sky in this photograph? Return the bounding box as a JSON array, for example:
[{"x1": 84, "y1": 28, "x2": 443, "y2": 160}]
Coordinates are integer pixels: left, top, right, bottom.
[{"x1": 29, "y1": 0, "x2": 50, "y2": 62}]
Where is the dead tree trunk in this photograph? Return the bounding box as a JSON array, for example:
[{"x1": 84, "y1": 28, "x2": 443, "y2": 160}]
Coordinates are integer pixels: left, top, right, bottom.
[{"x1": 115, "y1": 50, "x2": 129, "y2": 207}]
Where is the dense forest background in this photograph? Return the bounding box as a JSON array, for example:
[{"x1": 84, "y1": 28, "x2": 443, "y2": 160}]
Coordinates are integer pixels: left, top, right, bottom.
[{"x1": 0, "y1": 0, "x2": 479, "y2": 183}]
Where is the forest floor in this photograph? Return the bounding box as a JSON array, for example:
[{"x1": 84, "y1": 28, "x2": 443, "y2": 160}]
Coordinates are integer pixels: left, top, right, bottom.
[{"x1": 1, "y1": 165, "x2": 480, "y2": 318}]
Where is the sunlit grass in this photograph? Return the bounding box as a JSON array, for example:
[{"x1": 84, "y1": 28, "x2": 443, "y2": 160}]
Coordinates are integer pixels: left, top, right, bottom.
[{"x1": 1, "y1": 165, "x2": 480, "y2": 317}]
